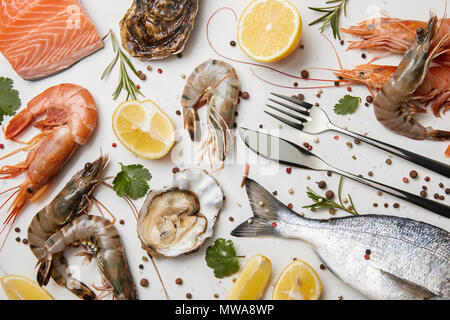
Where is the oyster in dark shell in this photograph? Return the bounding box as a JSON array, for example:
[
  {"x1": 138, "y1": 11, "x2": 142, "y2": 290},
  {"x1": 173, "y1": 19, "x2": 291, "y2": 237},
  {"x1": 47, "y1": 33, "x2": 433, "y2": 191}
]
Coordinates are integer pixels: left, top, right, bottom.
[{"x1": 119, "y1": 0, "x2": 199, "y2": 59}]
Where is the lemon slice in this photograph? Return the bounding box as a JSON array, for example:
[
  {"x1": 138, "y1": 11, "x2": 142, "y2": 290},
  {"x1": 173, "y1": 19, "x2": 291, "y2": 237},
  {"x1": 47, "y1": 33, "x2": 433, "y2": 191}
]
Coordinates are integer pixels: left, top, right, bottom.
[
  {"x1": 237, "y1": 0, "x2": 302, "y2": 62},
  {"x1": 1, "y1": 275, "x2": 54, "y2": 300},
  {"x1": 113, "y1": 100, "x2": 175, "y2": 159},
  {"x1": 227, "y1": 254, "x2": 271, "y2": 300},
  {"x1": 273, "y1": 260, "x2": 321, "y2": 300}
]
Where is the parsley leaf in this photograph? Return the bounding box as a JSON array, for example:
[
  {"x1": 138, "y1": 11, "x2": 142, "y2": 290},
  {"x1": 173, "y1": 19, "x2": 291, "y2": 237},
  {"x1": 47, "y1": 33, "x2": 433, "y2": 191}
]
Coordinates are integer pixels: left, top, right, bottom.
[
  {"x1": 205, "y1": 238, "x2": 241, "y2": 278},
  {"x1": 113, "y1": 163, "x2": 152, "y2": 200},
  {"x1": 334, "y1": 94, "x2": 361, "y2": 115},
  {"x1": 0, "y1": 77, "x2": 21, "y2": 125}
]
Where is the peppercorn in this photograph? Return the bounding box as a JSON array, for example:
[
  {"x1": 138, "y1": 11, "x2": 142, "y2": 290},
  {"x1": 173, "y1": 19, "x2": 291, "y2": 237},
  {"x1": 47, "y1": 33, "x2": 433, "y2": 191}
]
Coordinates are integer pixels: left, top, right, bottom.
[
  {"x1": 119, "y1": 219, "x2": 125, "y2": 225},
  {"x1": 14, "y1": 227, "x2": 20, "y2": 233},
  {"x1": 340, "y1": 40, "x2": 345, "y2": 45},
  {"x1": 139, "y1": 73, "x2": 147, "y2": 81},
  {"x1": 230, "y1": 40, "x2": 236, "y2": 47},
  {"x1": 214, "y1": 293, "x2": 219, "y2": 298},
  {"x1": 186, "y1": 293, "x2": 192, "y2": 299},
  {"x1": 439, "y1": 195, "x2": 445, "y2": 200},
  {"x1": 385, "y1": 158, "x2": 392, "y2": 165},
  {"x1": 22, "y1": 238, "x2": 28, "y2": 245},
  {"x1": 420, "y1": 190, "x2": 427, "y2": 197},
  {"x1": 384, "y1": 203, "x2": 389, "y2": 208},
  {"x1": 288, "y1": 203, "x2": 293, "y2": 209},
  {"x1": 112, "y1": 143, "x2": 117, "y2": 147},
  {"x1": 422, "y1": 185, "x2": 427, "y2": 190},
  {"x1": 409, "y1": 170, "x2": 418, "y2": 179},
  {"x1": 15, "y1": 237, "x2": 20, "y2": 242},
  {"x1": 354, "y1": 138, "x2": 361, "y2": 145},
  {"x1": 301, "y1": 70, "x2": 309, "y2": 79},
  {"x1": 325, "y1": 190, "x2": 335, "y2": 199},
  {"x1": 439, "y1": 182, "x2": 444, "y2": 188},
  {"x1": 140, "y1": 278, "x2": 149, "y2": 287},
  {"x1": 329, "y1": 208, "x2": 336, "y2": 214},
  {"x1": 434, "y1": 193, "x2": 440, "y2": 199},
  {"x1": 240, "y1": 91, "x2": 249, "y2": 99},
  {"x1": 317, "y1": 181, "x2": 327, "y2": 189},
  {"x1": 296, "y1": 93, "x2": 304, "y2": 100},
  {"x1": 176, "y1": 110, "x2": 181, "y2": 116},
  {"x1": 366, "y1": 96, "x2": 374, "y2": 103},
  {"x1": 424, "y1": 176, "x2": 430, "y2": 182},
  {"x1": 177, "y1": 53, "x2": 183, "y2": 58},
  {"x1": 172, "y1": 167, "x2": 180, "y2": 174},
  {"x1": 259, "y1": 124, "x2": 263, "y2": 129},
  {"x1": 272, "y1": 190, "x2": 278, "y2": 196},
  {"x1": 365, "y1": 249, "x2": 371, "y2": 255},
  {"x1": 373, "y1": 203, "x2": 378, "y2": 207},
  {"x1": 320, "y1": 264, "x2": 326, "y2": 270},
  {"x1": 361, "y1": 53, "x2": 367, "y2": 59},
  {"x1": 402, "y1": 177, "x2": 409, "y2": 183},
  {"x1": 445, "y1": 188, "x2": 450, "y2": 195},
  {"x1": 299, "y1": 44, "x2": 305, "y2": 49},
  {"x1": 293, "y1": 82, "x2": 298, "y2": 87},
  {"x1": 327, "y1": 171, "x2": 332, "y2": 177},
  {"x1": 147, "y1": 66, "x2": 153, "y2": 71},
  {"x1": 175, "y1": 278, "x2": 183, "y2": 285},
  {"x1": 286, "y1": 167, "x2": 292, "y2": 174},
  {"x1": 393, "y1": 203, "x2": 400, "y2": 208},
  {"x1": 138, "y1": 264, "x2": 144, "y2": 270},
  {"x1": 368, "y1": 171, "x2": 373, "y2": 177},
  {"x1": 334, "y1": 81, "x2": 340, "y2": 86}
]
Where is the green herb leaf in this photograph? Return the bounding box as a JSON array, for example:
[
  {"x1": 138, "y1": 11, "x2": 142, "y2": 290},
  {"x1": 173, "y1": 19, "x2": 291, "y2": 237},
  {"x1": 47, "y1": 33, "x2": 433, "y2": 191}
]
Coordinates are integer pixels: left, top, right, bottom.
[
  {"x1": 102, "y1": 29, "x2": 143, "y2": 101},
  {"x1": 205, "y1": 238, "x2": 241, "y2": 278},
  {"x1": 0, "y1": 77, "x2": 21, "y2": 125},
  {"x1": 308, "y1": 0, "x2": 348, "y2": 39},
  {"x1": 333, "y1": 94, "x2": 361, "y2": 115},
  {"x1": 113, "y1": 163, "x2": 152, "y2": 200}
]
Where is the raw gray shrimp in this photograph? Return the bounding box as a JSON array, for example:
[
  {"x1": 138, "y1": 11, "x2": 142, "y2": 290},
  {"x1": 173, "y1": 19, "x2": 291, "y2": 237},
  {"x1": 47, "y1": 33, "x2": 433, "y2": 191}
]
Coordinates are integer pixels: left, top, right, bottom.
[
  {"x1": 374, "y1": 14, "x2": 450, "y2": 140},
  {"x1": 36, "y1": 214, "x2": 137, "y2": 300},
  {"x1": 27, "y1": 155, "x2": 108, "y2": 300},
  {"x1": 181, "y1": 59, "x2": 240, "y2": 168}
]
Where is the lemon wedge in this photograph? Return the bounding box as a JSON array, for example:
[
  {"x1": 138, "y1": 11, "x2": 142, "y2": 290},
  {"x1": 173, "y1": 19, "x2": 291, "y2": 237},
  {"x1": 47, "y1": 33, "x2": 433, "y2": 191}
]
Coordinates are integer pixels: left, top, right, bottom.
[
  {"x1": 227, "y1": 254, "x2": 271, "y2": 300},
  {"x1": 1, "y1": 275, "x2": 54, "y2": 300},
  {"x1": 272, "y1": 260, "x2": 321, "y2": 300},
  {"x1": 112, "y1": 100, "x2": 175, "y2": 159},
  {"x1": 237, "y1": 0, "x2": 302, "y2": 62}
]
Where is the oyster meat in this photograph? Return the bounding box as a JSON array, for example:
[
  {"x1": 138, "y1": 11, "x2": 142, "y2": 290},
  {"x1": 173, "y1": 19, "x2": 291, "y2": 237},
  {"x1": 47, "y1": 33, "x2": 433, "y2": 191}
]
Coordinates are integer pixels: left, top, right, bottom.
[
  {"x1": 119, "y1": 0, "x2": 199, "y2": 59},
  {"x1": 137, "y1": 169, "x2": 224, "y2": 257}
]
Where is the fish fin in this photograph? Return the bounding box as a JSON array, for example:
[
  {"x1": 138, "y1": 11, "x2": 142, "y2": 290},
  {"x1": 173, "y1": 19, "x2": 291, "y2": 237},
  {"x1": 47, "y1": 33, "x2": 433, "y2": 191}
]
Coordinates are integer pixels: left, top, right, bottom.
[
  {"x1": 36, "y1": 254, "x2": 54, "y2": 287},
  {"x1": 231, "y1": 178, "x2": 296, "y2": 237},
  {"x1": 379, "y1": 270, "x2": 440, "y2": 300}
]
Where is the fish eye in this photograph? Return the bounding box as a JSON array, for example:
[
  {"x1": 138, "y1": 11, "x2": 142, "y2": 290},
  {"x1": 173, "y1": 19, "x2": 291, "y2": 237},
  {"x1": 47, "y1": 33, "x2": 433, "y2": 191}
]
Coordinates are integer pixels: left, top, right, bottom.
[{"x1": 84, "y1": 162, "x2": 92, "y2": 170}]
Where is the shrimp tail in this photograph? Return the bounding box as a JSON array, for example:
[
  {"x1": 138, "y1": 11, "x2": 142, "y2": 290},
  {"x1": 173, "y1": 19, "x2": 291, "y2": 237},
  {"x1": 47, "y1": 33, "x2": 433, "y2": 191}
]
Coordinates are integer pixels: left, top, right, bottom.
[
  {"x1": 426, "y1": 128, "x2": 450, "y2": 140},
  {"x1": 36, "y1": 253, "x2": 53, "y2": 287},
  {"x1": 4, "y1": 109, "x2": 33, "y2": 140},
  {"x1": 183, "y1": 107, "x2": 201, "y2": 141}
]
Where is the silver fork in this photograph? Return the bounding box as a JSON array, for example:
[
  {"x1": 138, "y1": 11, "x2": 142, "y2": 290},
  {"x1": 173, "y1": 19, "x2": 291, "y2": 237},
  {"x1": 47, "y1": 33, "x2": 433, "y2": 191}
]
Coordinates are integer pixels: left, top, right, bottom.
[{"x1": 265, "y1": 92, "x2": 450, "y2": 178}]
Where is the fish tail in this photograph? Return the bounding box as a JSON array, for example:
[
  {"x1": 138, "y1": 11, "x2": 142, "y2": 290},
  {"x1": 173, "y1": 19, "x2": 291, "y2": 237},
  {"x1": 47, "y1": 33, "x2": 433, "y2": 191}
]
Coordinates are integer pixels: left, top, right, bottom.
[{"x1": 231, "y1": 178, "x2": 299, "y2": 237}]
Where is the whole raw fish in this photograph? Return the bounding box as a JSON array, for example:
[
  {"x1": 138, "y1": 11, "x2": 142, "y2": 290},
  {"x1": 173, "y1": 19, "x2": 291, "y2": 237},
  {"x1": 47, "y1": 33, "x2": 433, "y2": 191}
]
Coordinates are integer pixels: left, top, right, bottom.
[{"x1": 231, "y1": 179, "x2": 450, "y2": 300}]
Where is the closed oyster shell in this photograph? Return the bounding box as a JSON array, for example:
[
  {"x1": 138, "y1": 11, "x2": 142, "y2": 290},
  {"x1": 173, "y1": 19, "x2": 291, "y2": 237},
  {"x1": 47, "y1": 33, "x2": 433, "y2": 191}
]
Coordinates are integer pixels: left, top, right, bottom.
[
  {"x1": 119, "y1": 0, "x2": 199, "y2": 59},
  {"x1": 137, "y1": 168, "x2": 224, "y2": 257}
]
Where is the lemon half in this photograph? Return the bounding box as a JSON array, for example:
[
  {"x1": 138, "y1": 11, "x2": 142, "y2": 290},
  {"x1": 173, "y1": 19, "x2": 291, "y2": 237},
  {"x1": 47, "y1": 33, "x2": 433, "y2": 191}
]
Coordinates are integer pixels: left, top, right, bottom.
[
  {"x1": 237, "y1": 0, "x2": 302, "y2": 62},
  {"x1": 112, "y1": 100, "x2": 175, "y2": 159},
  {"x1": 1, "y1": 275, "x2": 54, "y2": 300},
  {"x1": 272, "y1": 260, "x2": 321, "y2": 300},
  {"x1": 227, "y1": 254, "x2": 272, "y2": 300}
]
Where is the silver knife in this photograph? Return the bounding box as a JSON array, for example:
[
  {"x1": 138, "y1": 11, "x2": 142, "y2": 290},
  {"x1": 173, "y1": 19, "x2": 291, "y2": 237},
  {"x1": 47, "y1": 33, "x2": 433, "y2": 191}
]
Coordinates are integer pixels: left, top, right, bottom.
[{"x1": 239, "y1": 127, "x2": 450, "y2": 218}]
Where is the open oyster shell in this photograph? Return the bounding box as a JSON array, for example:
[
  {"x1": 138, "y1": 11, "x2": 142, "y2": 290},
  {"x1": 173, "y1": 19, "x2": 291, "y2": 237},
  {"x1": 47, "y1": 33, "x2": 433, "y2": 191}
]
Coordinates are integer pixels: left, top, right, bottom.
[
  {"x1": 137, "y1": 169, "x2": 224, "y2": 257},
  {"x1": 119, "y1": 0, "x2": 199, "y2": 59}
]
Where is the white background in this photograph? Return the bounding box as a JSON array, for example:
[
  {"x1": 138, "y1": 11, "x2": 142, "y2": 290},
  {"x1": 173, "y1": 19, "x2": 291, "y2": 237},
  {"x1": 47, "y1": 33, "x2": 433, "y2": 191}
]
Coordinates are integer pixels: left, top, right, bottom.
[{"x1": 0, "y1": 0, "x2": 449, "y2": 300}]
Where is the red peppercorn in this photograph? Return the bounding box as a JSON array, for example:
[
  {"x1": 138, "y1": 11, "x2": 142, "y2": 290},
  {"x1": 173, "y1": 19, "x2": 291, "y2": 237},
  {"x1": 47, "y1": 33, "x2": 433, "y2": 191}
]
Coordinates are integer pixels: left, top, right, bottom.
[
  {"x1": 112, "y1": 143, "x2": 117, "y2": 148},
  {"x1": 0, "y1": 143, "x2": 4, "y2": 149},
  {"x1": 286, "y1": 167, "x2": 292, "y2": 174},
  {"x1": 333, "y1": 135, "x2": 339, "y2": 140},
  {"x1": 136, "y1": 84, "x2": 141, "y2": 89},
  {"x1": 364, "y1": 254, "x2": 370, "y2": 260},
  {"x1": 272, "y1": 222, "x2": 277, "y2": 228},
  {"x1": 157, "y1": 68, "x2": 163, "y2": 74},
  {"x1": 346, "y1": 86, "x2": 352, "y2": 92},
  {"x1": 403, "y1": 177, "x2": 409, "y2": 183},
  {"x1": 307, "y1": 145, "x2": 312, "y2": 151},
  {"x1": 424, "y1": 176, "x2": 430, "y2": 182}
]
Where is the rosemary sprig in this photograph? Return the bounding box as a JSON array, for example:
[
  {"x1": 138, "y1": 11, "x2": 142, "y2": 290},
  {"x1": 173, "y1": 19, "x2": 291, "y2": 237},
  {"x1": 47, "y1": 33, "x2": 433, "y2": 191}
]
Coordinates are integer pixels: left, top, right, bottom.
[
  {"x1": 102, "y1": 30, "x2": 144, "y2": 101},
  {"x1": 303, "y1": 177, "x2": 358, "y2": 215},
  {"x1": 308, "y1": 0, "x2": 349, "y2": 40}
]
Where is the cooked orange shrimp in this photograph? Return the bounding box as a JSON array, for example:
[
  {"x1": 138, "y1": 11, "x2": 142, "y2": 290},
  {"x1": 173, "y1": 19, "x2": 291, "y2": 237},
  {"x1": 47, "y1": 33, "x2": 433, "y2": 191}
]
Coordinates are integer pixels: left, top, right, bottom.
[
  {"x1": 341, "y1": 17, "x2": 450, "y2": 66},
  {"x1": 373, "y1": 15, "x2": 450, "y2": 140},
  {"x1": 0, "y1": 84, "x2": 97, "y2": 227},
  {"x1": 37, "y1": 214, "x2": 137, "y2": 300},
  {"x1": 334, "y1": 64, "x2": 450, "y2": 116},
  {"x1": 181, "y1": 59, "x2": 240, "y2": 168}
]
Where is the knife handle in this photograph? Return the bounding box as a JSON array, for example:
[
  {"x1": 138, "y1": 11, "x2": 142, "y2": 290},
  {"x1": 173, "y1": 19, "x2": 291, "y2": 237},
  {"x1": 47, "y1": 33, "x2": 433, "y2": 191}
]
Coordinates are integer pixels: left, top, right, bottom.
[
  {"x1": 333, "y1": 168, "x2": 450, "y2": 218},
  {"x1": 330, "y1": 125, "x2": 450, "y2": 178}
]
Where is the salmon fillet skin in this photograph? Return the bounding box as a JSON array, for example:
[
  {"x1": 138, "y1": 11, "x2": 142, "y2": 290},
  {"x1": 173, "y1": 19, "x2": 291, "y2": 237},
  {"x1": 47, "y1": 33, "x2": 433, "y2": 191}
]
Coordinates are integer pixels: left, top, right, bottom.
[{"x1": 0, "y1": 0, "x2": 104, "y2": 80}]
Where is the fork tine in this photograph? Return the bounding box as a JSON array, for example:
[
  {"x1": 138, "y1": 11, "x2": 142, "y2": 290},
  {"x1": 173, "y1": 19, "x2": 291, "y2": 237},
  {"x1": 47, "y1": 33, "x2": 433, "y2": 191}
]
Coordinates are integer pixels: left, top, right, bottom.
[
  {"x1": 266, "y1": 104, "x2": 308, "y2": 123},
  {"x1": 268, "y1": 98, "x2": 310, "y2": 116},
  {"x1": 264, "y1": 111, "x2": 304, "y2": 131},
  {"x1": 270, "y1": 92, "x2": 313, "y2": 109}
]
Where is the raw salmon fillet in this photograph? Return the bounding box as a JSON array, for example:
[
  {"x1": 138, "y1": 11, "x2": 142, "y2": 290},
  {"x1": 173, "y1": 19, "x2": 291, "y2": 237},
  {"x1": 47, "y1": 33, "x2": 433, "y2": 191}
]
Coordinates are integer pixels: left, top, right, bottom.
[{"x1": 0, "y1": 0, "x2": 103, "y2": 80}]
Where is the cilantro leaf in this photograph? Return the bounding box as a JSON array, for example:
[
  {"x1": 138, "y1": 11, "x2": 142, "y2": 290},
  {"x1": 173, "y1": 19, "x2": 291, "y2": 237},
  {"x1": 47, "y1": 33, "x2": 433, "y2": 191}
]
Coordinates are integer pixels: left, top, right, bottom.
[
  {"x1": 0, "y1": 77, "x2": 21, "y2": 125},
  {"x1": 334, "y1": 94, "x2": 361, "y2": 115},
  {"x1": 113, "y1": 163, "x2": 152, "y2": 200},
  {"x1": 205, "y1": 238, "x2": 241, "y2": 278}
]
